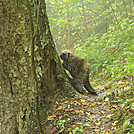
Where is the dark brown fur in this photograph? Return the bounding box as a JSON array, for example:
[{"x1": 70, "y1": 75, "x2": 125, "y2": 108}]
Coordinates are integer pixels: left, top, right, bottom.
[{"x1": 60, "y1": 50, "x2": 98, "y2": 96}]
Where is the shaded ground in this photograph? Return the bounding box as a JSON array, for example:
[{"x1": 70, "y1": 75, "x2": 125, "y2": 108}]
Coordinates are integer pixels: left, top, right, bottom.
[{"x1": 44, "y1": 84, "x2": 134, "y2": 134}]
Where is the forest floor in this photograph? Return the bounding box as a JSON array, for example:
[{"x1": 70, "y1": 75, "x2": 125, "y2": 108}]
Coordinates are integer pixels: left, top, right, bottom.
[{"x1": 44, "y1": 82, "x2": 134, "y2": 134}]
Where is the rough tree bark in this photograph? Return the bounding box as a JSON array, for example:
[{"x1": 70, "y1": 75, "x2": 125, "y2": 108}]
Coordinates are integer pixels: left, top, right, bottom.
[
  {"x1": 0, "y1": 1, "x2": 36, "y2": 133},
  {"x1": 0, "y1": 0, "x2": 71, "y2": 133}
]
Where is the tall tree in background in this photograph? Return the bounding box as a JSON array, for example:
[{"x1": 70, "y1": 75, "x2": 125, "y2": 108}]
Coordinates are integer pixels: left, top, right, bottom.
[{"x1": 0, "y1": 0, "x2": 70, "y2": 133}]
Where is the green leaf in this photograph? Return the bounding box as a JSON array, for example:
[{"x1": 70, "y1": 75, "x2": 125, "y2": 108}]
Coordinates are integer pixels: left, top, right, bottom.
[
  {"x1": 73, "y1": 127, "x2": 79, "y2": 134},
  {"x1": 59, "y1": 124, "x2": 64, "y2": 128},
  {"x1": 65, "y1": 118, "x2": 71, "y2": 123},
  {"x1": 78, "y1": 128, "x2": 84, "y2": 132},
  {"x1": 57, "y1": 120, "x2": 63, "y2": 123},
  {"x1": 132, "y1": 124, "x2": 134, "y2": 131},
  {"x1": 84, "y1": 122, "x2": 90, "y2": 126},
  {"x1": 123, "y1": 119, "x2": 130, "y2": 130},
  {"x1": 77, "y1": 122, "x2": 83, "y2": 125}
]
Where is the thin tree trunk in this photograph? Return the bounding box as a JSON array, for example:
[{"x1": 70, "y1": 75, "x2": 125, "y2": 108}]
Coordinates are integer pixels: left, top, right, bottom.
[
  {"x1": 66, "y1": 2, "x2": 71, "y2": 49},
  {"x1": 81, "y1": 0, "x2": 90, "y2": 37},
  {"x1": 108, "y1": 0, "x2": 125, "y2": 36}
]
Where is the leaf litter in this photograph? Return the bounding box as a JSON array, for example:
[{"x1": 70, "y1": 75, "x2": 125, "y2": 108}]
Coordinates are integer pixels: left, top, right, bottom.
[{"x1": 44, "y1": 83, "x2": 133, "y2": 134}]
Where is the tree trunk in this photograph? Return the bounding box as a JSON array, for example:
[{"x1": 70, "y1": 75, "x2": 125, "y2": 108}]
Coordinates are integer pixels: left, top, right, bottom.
[
  {"x1": 81, "y1": 0, "x2": 90, "y2": 37},
  {"x1": 0, "y1": 1, "x2": 36, "y2": 133},
  {"x1": 0, "y1": 0, "x2": 71, "y2": 133},
  {"x1": 66, "y1": 2, "x2": 71, "y2": 49},
  {"x1": 36, "y1": 1, "x2": 68, "y2": 109}
]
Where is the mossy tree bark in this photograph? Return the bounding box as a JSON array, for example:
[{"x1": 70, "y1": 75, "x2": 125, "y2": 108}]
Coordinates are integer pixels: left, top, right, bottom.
[{"x1": 0, "y1": 0, "x2": 71, "y2": 133}]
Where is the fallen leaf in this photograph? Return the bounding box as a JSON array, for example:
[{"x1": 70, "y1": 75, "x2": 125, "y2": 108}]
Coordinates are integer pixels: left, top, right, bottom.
[
  {"x1": 64, "y1": 109, "x2": 67, "y2": 111},
  {"x1": 111, "y1": 100, "x2": 118, "y2": 104},
  {"x1": 68, "y1": 105, "x2": 70, "y2": 109},
  {"x1": 105, "y1": 97, "x2": 109, "y2": 102},
  {"x1": 47, "y1": 115, "x2": 56, "y2": 120},
  {"x1": 64, "y1": 101, "x2": 68, "y2": 103},
  {"x1": 95, "y1": 122, "x2": 101, "y2": 126},
  {"x1": 118, "y1": 81, "x2": 123, "y2": 85},
  {"x1": 90, "y1": 120, "x2": 94, "y2": 123},
  {"x1": 105, "y1": 129, "x2": 110, "y2": 132},
  {"x1": 85, "y1": 127, "x2": 88, "y2": 130},
  {"x1": 85, "y1": 112, "x2": 90, "y2": 115},
  {"x1": 57, "y1": 105, "x2": 65, "y2": 110},
  {"x1": 80, "y1": 99, "x2": 86, "y2": 103},
  {"x1": 56, "y1": 101, "x2": 59, "y2": 104},
  {"x1": 101, "y1": 96, "x2": 105, "y2": 100},
  {"x1": 59, "y1": 116, "x2": 63, "y2": 120},
  {"x1": 100, "y1": 116, "x2": 106, "y2": 118},
  {"x1": 112, "y1": 121, "x2": 118, "y2": 126},
  {"x1": 111, "y1": 108, "x2": 116, "y2": 110},
  {"x1": 69, "y1": 108, "x2": 74, "y2": 111},
  {"x1": 72, "y1": 125, "x2": 76, "y2": 129},
  {"x1": 90, "y1": 102, "x2": 95, "y2": 107},
  {"x1": 95, "y1": 102, "x2": 102, "y2": 105},
  {"x1": 107, "y1": 101, "x2": 111, "y2": 105},
  {"x1": 67, "y1": 128, "x2": 72, "y2": 132},
  {"x1": 93, "y1": 129, "x2": 101, "y2": 132},
  {"x1": 106, "y1": 114, "x2": 113, "y2": 119}
]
